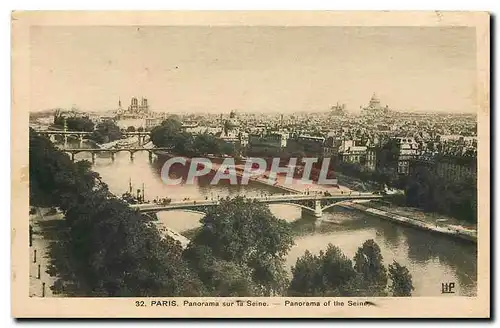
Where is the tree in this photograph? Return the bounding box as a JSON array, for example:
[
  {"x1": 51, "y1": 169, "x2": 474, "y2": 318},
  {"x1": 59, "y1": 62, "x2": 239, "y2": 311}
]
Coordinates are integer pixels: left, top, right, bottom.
[
  {"x1": 377, "y1": 139, "x2": 400, "y2": 170},
  {"x1": 353, "y1": 239, "x2": 388, "y2": 296},
  {"x1": 183, "y1": 244, "x2": 261, "y2": 297},
  {"x1": 53, "y1": 113, "x2": 95, "y2": 132},
  {"x1": 209, "y1": 260, "x2": 262, "y2": 296},
  {"x1": 63, "y1": 194, "x2": 204, "y2": 296},
  {"x1": 288, "y1": 244, "x2": 357, "y2": 296},
  {"x1": 193, "y1": 133, "x2": 221, "y2": 156},
  {"x1": 126, "y1": 126, "x2": 136, "y2": 132},
  {"x1": 220, "y1": 142, "x2": 236, "y2": 157},
  {"x1": 29, "y1": 129, "x2": 204, "y2": 297},
  {"x1": 186, "y1": 196, "x2": 294, "y2": 295},
  {"x1": 404, "y1": 162, "x2": 477, "y2": 223},
  {"x1": 388, "y1": 260, "x2": 414, "y2": 296},
  {"x1": 320, "y1": 244, "x2": 358, "y2": 294},
  {"x1": 29, "y1": 130, "x2": 102, "y2": 208},
  {"x1": 150, "y1": 118, "x2": 183, "y2": 148},
  {"x1": 288, "y1": 250, "x2": 323, "y2": 296},
  {"x1": 172, "y1": 132, "x2": 195, "y2": 157},
  {"x1": 91, "y1": 120, "x2": 123, "y2": 144}
]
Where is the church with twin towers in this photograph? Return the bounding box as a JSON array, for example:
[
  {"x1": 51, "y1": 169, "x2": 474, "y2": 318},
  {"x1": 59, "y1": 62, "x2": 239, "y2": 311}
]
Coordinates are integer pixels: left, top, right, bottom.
[{"x1": 116, "y1": 96, "x2": 150, "y2": 115}]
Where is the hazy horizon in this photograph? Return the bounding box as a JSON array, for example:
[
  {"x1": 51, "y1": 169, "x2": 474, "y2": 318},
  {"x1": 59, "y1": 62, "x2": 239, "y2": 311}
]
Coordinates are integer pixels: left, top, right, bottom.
[{"x1": 30, "y1": 26, "x2": 477, "y2": 114}]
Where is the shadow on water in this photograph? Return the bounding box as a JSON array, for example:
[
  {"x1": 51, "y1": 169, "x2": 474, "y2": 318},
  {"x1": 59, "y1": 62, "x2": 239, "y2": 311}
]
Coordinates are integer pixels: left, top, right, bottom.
[
  {"x1": 371, "y1": 216, "x2": 402, "y2": 251},
  {"x1": 289, "y1": 207, "x2": 378, "y2": 237},
  {"x1": 403, "y1": 225, "x2": 477, "y2": 294},
  {"x1": 354, "y1": 212, "x2": 477, "y2": 296}
]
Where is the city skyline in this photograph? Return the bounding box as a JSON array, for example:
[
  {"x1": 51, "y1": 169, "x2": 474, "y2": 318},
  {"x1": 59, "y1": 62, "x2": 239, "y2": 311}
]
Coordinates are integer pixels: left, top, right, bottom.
[{"x1": 30, "y1": 26, "x2": 477, "y2": 114}]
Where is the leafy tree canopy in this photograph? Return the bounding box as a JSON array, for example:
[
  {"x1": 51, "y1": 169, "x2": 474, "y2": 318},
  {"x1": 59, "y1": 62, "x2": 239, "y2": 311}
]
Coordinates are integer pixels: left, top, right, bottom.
[
  {"x1": 388, "y1": 260, "x2": 414, "y2": 296},
  {"x1": 91, "y1": 120, "x2": 123, "y2": 144},
  {"x1": 353, "y1": 239, "x2": 388, "y2": 296},
  {"x1": 185, "y1": 196, "x2": 294, "y2": 295},
  {"x1": 289, "y1": 240, "x2": 412, "y2": 297}
]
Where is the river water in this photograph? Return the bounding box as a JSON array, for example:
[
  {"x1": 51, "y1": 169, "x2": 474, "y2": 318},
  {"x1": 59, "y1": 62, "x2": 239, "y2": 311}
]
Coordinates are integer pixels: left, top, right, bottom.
[{"x1": 74, "y1": 150, "x2": 477, "y2": 296}]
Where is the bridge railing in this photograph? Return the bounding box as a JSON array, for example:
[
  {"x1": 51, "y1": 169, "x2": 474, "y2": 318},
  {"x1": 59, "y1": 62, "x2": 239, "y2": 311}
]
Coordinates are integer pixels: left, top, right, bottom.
[{"x1": 130, "y1": 193, "x2": 383, "y2": 209}]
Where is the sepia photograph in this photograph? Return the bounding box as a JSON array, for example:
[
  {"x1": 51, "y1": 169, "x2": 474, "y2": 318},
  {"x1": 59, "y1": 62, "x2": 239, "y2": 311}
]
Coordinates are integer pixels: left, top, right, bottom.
[{"x1": 11, "y1": 11, "x2": 490, "y2": 318}]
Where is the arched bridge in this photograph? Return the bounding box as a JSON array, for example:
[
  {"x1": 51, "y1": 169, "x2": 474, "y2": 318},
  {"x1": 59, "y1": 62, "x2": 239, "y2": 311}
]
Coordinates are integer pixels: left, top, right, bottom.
[
  {"x1": 35, "y1": 129, "x2": 150, "y2": 137},
  {"x1": 34, "y1": 129, "x2": 151, "y2": 146},
  {"x1": 62, "y1": 147, "x2": 173, "y2": 162},
  {"x1": 130, "y1": 193, "x2": 385, "y2": 218}
]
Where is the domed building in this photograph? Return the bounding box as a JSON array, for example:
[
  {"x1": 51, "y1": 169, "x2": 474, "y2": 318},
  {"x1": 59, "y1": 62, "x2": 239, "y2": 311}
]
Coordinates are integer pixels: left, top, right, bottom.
[{"x1": 362, "y1": 93, "x2": 390, "y2": 115}]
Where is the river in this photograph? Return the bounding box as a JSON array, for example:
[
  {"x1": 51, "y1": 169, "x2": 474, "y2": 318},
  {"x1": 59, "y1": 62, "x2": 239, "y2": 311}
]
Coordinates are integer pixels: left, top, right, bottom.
[{"x1": 73, "y1": 149, "x2": 477, "y2": 297}]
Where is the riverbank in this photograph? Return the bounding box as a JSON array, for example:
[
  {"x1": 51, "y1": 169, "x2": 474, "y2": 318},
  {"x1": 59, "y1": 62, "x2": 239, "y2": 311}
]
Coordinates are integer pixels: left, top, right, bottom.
[
  {"x1": 368, "y1": 201, "x2": 477, "y2": 231},
  {"x1": 153, "y1": 220, "x2": 191, "y2": 248},
  {"x1": 338, "y1": 201, "x2": 477, "y2": 244}
]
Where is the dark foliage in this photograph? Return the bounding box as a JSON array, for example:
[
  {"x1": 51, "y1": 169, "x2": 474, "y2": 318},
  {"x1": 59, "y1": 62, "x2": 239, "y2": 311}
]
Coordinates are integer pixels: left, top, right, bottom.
[
  {"x1": 54, "y1": 113, "x2": 95, "y2": 132},
  {"x1": 29, "y1": 129, "x2": 203, "y2": 296},
  {"x1": 405, "y1": 165, "x2": 477, "y2": 223},
  {"x1": 184, "y1": 196, "x2": 294, "y2": 296},
  {"x1": 150, "y1": 117, "x2": 235, "y2": 157},
  {"x1": 289, "y1": 239, "x2": 413, "y2": 297},
  {"x1": 90, "y1": 120, "x2": 123, "y2": 144}
]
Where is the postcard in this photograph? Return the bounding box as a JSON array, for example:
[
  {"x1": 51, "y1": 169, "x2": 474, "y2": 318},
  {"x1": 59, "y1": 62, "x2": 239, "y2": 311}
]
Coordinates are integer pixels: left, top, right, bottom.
[{"x1": 11, "y1": 11, "x2": 490, "y2": 318}]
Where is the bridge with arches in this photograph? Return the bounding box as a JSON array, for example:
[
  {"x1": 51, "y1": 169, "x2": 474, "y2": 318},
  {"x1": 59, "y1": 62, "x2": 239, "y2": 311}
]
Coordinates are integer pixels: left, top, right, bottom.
[
  {"x1": 35, "y1": 129, "x2": 151, "y2": 147},
  {"x1": 62, "y1": 147, "x2": 173, "y2": 163},
  {"x1": 130, "y1": 193, "x2": 384, "y2": 218}
]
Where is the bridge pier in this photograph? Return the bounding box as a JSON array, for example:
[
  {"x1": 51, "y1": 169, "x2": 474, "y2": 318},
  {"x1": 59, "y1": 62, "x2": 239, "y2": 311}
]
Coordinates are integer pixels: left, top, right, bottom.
[
  {"x1": 130, "y1": 152, "x2": 135, "y2": 161},
  {"x1": 64, "y1": 135, "x2": 68, "y2": 148},
  {"x1": 300, "y1": 200, "x2": 323, "y2": 219},
  {"x1": 148, "y1": 151, "x2": 153, "y2": 163},
  {"x1": 313, "y1": 200, "x2": 323, "y2": 218},
  {"x1": 70, "y1": 153, "x2": 75, "y2": 162},
  {"x1": 111, "y1": 152, "x2": 115, "y2": 162},
  {"x1": 91, "y1": 152, "x2": 95, "y2": 164},
  {"x1": 79, "y1": 135, "x2": 84, "y2": 148}
]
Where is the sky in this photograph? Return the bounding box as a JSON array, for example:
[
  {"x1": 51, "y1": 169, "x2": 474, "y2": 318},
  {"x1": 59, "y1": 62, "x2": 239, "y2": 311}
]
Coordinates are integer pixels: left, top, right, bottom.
[{"x1": 30, "y1": 26, "x2": 477, "y2": 113}]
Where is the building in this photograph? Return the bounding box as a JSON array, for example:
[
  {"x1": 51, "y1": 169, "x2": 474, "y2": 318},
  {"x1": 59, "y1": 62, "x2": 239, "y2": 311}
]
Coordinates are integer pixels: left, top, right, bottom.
[
  {"x1": 128, "y1": 97, "x2": 149, "y2": 114},
  {"x1": 331, "y1": 102, "x2": 346, "y2": 116},
  {"x1": 227, "y1": 110, "x2": 241, "y2": 128},
  {"x1": 323, "y1": 145, "x2": 338, "y2": 158},
  {"x1": 395, "y1": 137, "x2": 420, "y2": 175},
  {"x1": 115, "y1": 97, "x2": 151, "y2": 117},
  {"x1": 238, "y1": 132, "x2": 249, "y2": 147},
  {"x1": 434, "y1": 153, "x2": 477, "y2": 182},
  {"x1": 410, "y1": 152, "x2": 477, "y2": 182},
  {"x1": 362, "y1": 93, "x2": 390, "y2": 115},
  {"x1": 365, "y1": 146, "x2": 377, "y2": 171},
  {"x1": 338, "y1": 140, "x2": 368, "y2": 164},
  {"x1": 293, "y1": 135, "x2": 326, "y2": 156},
  {"x1": 145, "y1": 117, "x2": 163, "y2": 130},
  {"x1": 248, "y1": 132, "x2": 289, "y2": 155}
]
